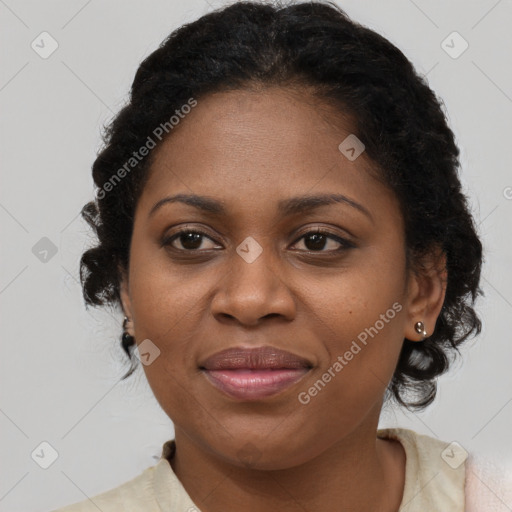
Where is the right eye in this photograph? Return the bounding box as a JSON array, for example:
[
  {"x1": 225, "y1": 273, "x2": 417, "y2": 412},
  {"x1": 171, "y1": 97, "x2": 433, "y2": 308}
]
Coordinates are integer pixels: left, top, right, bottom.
[{"x1": 162, "y1": 229, "x2": 221, "y2": 252}]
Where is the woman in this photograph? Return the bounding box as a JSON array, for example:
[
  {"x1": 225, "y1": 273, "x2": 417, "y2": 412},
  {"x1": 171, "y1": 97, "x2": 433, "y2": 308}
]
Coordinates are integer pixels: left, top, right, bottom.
[{"x1": 52, "y1": 1, "x2": 489, "y2": 510}]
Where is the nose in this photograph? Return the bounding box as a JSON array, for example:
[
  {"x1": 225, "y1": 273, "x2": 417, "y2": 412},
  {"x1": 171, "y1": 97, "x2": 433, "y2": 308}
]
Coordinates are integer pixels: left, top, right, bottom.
[{"x1": 210, "y1": 242, "x2": 296, "y2": 326}]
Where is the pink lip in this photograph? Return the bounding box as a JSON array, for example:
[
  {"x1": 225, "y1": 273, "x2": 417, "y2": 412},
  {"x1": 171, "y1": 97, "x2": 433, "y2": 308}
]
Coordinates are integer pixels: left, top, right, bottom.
[
  {"x1": 199, "y1": 345, "x2": 313, "y2": 400},
  {"x1": 202, "y1": 368, "x2": 311, "y2": 400}
]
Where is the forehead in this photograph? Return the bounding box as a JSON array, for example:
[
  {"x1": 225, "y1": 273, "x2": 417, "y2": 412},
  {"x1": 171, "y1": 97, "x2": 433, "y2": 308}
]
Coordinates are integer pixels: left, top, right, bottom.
[
  {"x1": 136, "y1": 87, "x2": 396, "y2": 223},
  {"x1": 147, "y1": 86, "x2": 358, "y2": 169}
]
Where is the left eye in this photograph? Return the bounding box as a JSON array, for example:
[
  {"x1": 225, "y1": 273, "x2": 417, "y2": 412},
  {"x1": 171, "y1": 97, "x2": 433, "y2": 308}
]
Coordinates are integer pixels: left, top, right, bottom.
[{"x1": 291, "y1": 230, "x2": 354, "y2": 252}]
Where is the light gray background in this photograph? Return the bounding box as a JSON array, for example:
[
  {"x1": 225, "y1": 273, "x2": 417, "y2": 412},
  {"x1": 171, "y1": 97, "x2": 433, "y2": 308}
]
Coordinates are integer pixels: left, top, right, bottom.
[{"x1": 1, "y1": 0, "x2": 511, "y2": 510}]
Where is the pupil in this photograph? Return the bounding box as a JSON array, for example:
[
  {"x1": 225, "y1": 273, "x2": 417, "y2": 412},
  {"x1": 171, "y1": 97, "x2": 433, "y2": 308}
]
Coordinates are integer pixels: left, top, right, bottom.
[
  {"x1": 305, "y1": 233, "x2": 326, "y2": 251},
  {"x1": 181, "y1": 232, "x2": 202, "y2": 249}
]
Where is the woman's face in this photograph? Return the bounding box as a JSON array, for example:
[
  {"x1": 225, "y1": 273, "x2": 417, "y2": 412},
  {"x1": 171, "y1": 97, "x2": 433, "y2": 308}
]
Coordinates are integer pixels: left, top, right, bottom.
[{"x1": 120, "y1": 87, "x2": 438, "y2": 469}]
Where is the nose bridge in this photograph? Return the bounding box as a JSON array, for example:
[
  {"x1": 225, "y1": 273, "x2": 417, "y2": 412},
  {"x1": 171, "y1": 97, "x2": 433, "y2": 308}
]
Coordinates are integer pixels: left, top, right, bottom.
[{"x1": 211, "y1": 235, "x2": 295, "y2": 324}]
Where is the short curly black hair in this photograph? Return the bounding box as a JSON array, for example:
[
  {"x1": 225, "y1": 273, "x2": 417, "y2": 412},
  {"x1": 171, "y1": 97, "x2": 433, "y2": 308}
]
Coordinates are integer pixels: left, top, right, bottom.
[{"x1": 79, "y1": 0, "x2": 483, "y2": 410}]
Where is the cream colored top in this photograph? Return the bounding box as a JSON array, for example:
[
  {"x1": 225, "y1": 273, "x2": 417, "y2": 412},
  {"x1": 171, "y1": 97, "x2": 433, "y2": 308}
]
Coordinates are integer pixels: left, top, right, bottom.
[{"x1": 51, "y1": 428, "x2": 468, "y2": 511}]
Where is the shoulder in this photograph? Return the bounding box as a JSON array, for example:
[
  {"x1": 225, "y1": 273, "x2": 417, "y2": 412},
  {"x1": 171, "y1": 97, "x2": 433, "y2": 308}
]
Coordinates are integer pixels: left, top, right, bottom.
[
  {"x1": 378, "y1": 428, "x2": 512, "y2": 511},
  {"x1": 49, "y1": 463, "x2": 160, "y2": 512},
  {"x1": 50, "y1": 440, "x2": 198, "y2": 512},
  {"x1": 377, "y1": 427, "x2": 467, "y2": 511}
]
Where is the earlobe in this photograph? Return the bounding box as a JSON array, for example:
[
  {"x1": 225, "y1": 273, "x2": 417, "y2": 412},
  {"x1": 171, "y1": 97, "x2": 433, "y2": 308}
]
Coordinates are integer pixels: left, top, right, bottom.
[{"x1": 404, "y1": 249, "x2": 447, "y2": 342}]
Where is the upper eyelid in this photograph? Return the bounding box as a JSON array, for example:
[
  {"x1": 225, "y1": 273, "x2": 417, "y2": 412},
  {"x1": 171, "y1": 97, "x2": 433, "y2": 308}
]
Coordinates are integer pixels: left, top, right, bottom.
[{"x1": 164, "y1": 221, "x2": 355, "y2": 239}]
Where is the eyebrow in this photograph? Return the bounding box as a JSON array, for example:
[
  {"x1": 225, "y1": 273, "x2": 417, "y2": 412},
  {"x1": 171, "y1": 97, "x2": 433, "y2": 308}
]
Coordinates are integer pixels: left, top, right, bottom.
[{"x1": 148, "y1": 193, "x2": 373, "y2": 221}]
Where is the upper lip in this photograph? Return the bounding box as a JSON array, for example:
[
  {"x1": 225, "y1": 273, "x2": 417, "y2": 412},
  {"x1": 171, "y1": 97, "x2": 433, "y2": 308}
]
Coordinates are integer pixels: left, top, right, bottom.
[{"x1": 199, "y1": 346, "x2": 313, "y2": 371}]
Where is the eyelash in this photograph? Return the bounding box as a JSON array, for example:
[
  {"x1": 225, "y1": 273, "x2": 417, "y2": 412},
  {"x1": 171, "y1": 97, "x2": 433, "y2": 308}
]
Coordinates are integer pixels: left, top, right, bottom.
[{"x1": 162, "y1": 227, "x2": 355, "y2": 254}]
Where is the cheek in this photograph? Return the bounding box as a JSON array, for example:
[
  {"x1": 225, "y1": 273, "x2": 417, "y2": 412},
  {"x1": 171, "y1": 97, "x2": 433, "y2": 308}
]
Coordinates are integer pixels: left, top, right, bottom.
[
  {"x1": 296, "y1": 304, "x2": 405, "y2": 440},
  {"x1": 126, "y1": 255, "x2": 207, "y2": 405},
  {"x1": 300, "y1": 259, "x2": 407, "y2": 404},
  {"x1": 307, "y1": 247, "x2": 406, "y2": 341},
  {"x1": 128, "y1": 244, "x2": 208, "y2": 342}
]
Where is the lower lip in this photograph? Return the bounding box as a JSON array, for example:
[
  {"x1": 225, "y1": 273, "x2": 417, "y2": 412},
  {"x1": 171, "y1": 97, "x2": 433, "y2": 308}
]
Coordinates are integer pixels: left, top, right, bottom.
[{"x1": 202, "y1": 368, "x2": 310, "y2": 400}]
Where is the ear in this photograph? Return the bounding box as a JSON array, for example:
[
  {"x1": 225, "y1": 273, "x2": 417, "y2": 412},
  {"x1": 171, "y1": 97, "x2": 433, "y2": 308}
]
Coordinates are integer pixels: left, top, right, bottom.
[
  {"x1": 119, "y1": 264, "x2": 134, "y2": 335},
  {"x1": 403, "y1": 247, "x2": 447, "y2": 341}
]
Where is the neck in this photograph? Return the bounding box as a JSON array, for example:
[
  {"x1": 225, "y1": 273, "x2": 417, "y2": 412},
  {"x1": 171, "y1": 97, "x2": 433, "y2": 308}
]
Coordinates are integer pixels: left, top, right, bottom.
[{"x1": 169, "y1": 421, "x2": 405, "y2": 512}]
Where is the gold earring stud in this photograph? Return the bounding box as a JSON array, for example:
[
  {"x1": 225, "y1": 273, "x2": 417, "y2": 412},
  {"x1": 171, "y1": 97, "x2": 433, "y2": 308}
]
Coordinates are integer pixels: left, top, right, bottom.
[{"x1": 414, "y1": 321, "x2": 427, "y2": 341}]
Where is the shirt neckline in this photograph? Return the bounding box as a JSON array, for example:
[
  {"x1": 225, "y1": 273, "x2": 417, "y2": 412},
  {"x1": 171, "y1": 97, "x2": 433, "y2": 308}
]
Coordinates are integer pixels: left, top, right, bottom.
[{"x1": 151, "y1": 427, "x2": 465, "y2": 511}]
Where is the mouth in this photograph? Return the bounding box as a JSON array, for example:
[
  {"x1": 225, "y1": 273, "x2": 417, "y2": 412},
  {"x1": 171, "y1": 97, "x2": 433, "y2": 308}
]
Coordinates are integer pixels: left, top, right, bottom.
[{"x1": 199, "y1": 345, "x2": 313, "y2": 401}]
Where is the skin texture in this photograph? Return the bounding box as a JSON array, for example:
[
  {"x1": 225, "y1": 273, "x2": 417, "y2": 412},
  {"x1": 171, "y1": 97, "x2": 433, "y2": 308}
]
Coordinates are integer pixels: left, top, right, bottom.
[{"x1": 120, "y1": 87, "x2": 447, "y2": 512}]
